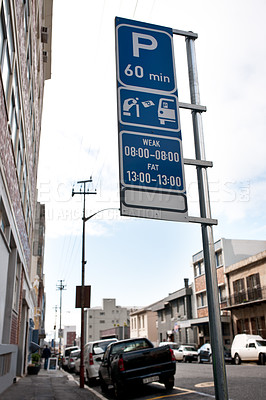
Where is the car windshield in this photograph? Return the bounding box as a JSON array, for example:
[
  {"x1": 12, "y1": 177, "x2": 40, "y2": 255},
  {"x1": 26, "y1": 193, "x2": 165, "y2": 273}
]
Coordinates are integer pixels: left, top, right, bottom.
[
  {"x1": 256, "y1": 340, "x2": 266, "y2": 346},
  {"x1": 184, "y1": 346, "x2": 196, "y2": 351},
  {"x1": 111, "y1": 339, "x2": 151, "y2": 355},
  {"x1": 93, "y1": 340, "x2": 117, "y2": 354},
  {"x1": 168, "y1": 343, "x2": 179, "y2": 350}
]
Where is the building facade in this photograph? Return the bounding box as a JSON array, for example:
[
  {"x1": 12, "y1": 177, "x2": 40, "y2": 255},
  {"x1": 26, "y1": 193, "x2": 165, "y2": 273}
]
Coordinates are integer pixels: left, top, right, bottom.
[
  {"x1": 31, "y1": 202, "x2": 46, "y2": 347},
  {"x1": 191, "y1": 238, "x2": 266, "y2": 346},
  {"x1": 130, "y1": 306, "x2": 158, "y2": 344},
  {"x1": 84, "y1": 299, "x2": 130, "y2": 343},
  {"x1": 224, "y1": 250, "x2": 266, "y2": 338},
  {"x1": 151, "y1": 279, "x2": 197, "y2": 345},
  {"x1": 0, "y1": 0, "x2": 52, "y2": 392}
]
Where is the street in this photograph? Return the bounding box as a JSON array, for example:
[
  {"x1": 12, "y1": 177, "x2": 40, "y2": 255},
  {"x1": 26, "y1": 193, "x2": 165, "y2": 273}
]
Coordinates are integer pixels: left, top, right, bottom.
[{"x1": 71, "y1": 362, "x2": 266, "y2": 400}]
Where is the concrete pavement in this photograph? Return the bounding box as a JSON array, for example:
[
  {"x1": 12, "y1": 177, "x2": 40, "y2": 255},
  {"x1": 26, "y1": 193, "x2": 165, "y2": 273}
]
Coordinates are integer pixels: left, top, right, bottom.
[{"x1": 1, "y1": 367, "x2": 102, "y2": 400}]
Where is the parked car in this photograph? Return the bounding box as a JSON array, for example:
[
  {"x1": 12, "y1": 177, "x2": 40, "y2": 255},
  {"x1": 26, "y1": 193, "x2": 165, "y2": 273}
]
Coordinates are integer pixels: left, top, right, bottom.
[
  {"x1": 99, "y1": 337, "x2": 176, "y2": 399},
  {"x1": 62, "y1": 346, "x2": 79, "y2": 370},
  {"x1": 74, "y1": 351, "x2": 81, "y2": 374},
  {"x1": 159, "y1": 342, "x2": 179, "y2": 360},
  {"x1": 84, "y1": 338, "x2": 118, "y2": 386},
  {"x1": 198, "y1": 343, "x2": 212, "y2": 363},
  {"x1": 175, "y1": 345, "x2": 198, "y2": 362},
  {"x1": 231, "y1": 334, "x2": 266, "y2": 365},
  {"x1": 198, "y1": 343, "x2": 232, "y2": 363},
  {"x1": 68, "y1": 349, "x2": 80, "y2": 372}
]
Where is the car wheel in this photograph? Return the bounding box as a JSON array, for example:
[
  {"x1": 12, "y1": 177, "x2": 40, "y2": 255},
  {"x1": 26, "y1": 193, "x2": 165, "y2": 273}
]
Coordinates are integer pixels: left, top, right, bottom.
[
  {"x1": 258, "y1": 353, "x2": 265, "y2": 365},
  {"x1": 164, "y1": 375, "x2": 174, "y2": 390},
  {"x1": 99, "y1": 374, "x2": 108, "y2": 393},
  {"x1": 113, "y1": 380, "x2": 124, "y2": 400},
  {"x1": 183, "y1": 356, "x2": 187, "y2": 363},
  {"x1": 234, "y1": 353, "x2": 241, "y2": 365},
  {"x1": 86, "y1": 370, "x2": 95, "y2": 386}
]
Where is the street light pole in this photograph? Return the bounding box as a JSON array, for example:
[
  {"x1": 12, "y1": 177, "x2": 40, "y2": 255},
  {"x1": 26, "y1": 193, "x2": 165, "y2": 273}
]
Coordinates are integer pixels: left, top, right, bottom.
[{"x1": 72, "y1": 179, "x2": 96, "y2": 388}]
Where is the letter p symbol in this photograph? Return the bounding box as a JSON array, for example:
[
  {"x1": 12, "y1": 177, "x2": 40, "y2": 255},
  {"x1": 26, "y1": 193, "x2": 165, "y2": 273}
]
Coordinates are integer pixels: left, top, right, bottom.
[{"x1": 132, "y1": 32, "x2": 158, "y2": 57}]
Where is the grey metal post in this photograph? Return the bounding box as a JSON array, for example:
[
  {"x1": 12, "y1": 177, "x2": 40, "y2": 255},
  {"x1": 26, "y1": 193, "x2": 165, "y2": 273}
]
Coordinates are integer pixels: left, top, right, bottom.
[{"x1": 186, "y1": 37, "x2": 229, "y2": 400}]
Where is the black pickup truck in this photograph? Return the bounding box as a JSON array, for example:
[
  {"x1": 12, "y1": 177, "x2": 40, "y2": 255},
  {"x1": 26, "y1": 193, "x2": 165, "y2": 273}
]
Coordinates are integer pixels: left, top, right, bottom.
[{"x1": 99, "y1": 337, "x2": 176, "y2": 399}]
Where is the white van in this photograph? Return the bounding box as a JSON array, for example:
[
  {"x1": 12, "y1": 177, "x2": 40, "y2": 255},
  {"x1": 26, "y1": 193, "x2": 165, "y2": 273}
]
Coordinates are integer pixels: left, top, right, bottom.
[
  {"x1": 84, "y1": 338, "x2": 118, "y2": 386},
  {"x1": 231, "y1": 334, "x2": 266, "y2": 365}
]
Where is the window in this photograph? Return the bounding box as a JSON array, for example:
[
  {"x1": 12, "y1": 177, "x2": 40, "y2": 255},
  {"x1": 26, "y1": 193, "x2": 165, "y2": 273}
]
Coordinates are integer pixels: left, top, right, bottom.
[
  {"x1": 233, "y1": 278, "x2": 246, "y2": 304},
  {"x1": 215, "y1": 251, "x2": 223, "y2": 267},
  {"x1": 0, "y1": 0, "x2": 14, "y2": 98},
  {"x1": 23, "y1": 0, "x2": 29, "y2": 34},
  {"x1": 13, "y1": 260, "x2": 21, "y2": 311},
  {"x1": 246, "y1": 273, "x2": 262, "y2": 301},
  {"x1": 197, "y1": 292, "x2": 207, "y2": 308},
  {"x1": 0, "y1": 202, "x2": 10, "y2": 242},
  {"x1": 160, "y1": 310, "x2": 165, "y2": 322},
  {"x1": 194, "y1": 260, "x2": 204, "y2": 277},
  {"x1": 16, "y1": 125, "x2": 24, "y2": 181},
  {"x1": 218, "y1": 285, "x2": 226, "y2": 303}
]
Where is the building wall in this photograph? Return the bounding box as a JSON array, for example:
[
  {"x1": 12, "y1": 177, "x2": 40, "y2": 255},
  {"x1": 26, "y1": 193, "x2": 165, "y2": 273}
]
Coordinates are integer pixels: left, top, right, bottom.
[
  {"x1": 130, "y1": 309, "x2": 158, "y2": 343},
  {"x1": 0, "y1": 0, "x2": 52, "y2": 389},
  {"x1": 225, "y1": 251, "x2": 266, "y2": 338},
  {"x1": 192, "y1": 239, "x2": 266, "y2": 346},
  {"x1": 84, "y1": 299, "x2": 130, "y2": 343}
]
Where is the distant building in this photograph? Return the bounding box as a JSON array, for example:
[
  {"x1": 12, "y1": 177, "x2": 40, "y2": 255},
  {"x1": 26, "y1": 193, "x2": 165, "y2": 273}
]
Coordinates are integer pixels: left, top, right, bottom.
[
  {"x1": 84, "y1": 299, "x2": 130, "y2": 343},
  {"x1": 151, "y1": 279, "x2": 197, "y2": 345},
  {"x1": 224, "y1": 250, "x2": 266, "y2": 338},
  {"x1": 100, "y1": 326, "x2": 130, "y2": 340},
  {"x1": 130, "y1": 306, "x2": 158, "y2": 344},
  {"x1": 63, "y1": 326, "x2": 76, "y2": 348},
  {"x1": 191, "y1": 238, "x2": 266, "y2": 346}
]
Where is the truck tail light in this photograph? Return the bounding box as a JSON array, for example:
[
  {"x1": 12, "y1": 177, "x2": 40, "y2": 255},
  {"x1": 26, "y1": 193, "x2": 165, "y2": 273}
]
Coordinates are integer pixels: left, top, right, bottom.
[
  {"x1": 89, "y1": 353, "x2": 94, "y2": 365},
  {"x1": 118, "y1": 356, "x2": 125, "y2": 372},
  {"x1": 169, "y1": 348, "x2": 176, "y2": 362}
]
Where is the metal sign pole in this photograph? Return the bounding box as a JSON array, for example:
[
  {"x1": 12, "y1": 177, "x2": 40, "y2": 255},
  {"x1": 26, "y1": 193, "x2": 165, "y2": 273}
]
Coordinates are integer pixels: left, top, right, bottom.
[{"x1": 185, "y1": 37, "x2": 228, "y2": 400}]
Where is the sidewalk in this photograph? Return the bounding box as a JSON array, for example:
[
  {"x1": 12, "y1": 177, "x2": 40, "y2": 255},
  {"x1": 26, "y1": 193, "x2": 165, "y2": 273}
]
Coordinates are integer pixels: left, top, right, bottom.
[{"x1": 1, "y1": 368, "x2": 101, "y2": 400}]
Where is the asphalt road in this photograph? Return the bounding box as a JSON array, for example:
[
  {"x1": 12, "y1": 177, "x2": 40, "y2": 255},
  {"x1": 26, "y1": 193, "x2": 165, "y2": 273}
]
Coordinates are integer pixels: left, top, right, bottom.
[{"x1": 71, "y1": 362, "x2": 266, "y2": 400}]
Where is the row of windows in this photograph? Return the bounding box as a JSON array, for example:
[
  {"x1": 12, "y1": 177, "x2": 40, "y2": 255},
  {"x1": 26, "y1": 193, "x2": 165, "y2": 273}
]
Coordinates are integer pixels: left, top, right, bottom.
[
  {"x1": 232, "y1": 273, "x2": 262, "y2": 304},
  {"x1": 131, "y1": 315, "x2": 145, "y2": 330},
  {"x1": 196, "y1": 285, "x2": 226, "y2": 308},
  {"x1": 0, "y1": 0, "x2": 43, "y2": 238},
  {"x1": 193, "y1": 251, "x2": 223, "y2": 277}
]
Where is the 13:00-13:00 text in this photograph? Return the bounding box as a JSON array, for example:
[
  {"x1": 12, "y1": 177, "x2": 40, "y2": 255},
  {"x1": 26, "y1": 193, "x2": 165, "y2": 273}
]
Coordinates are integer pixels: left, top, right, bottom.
[
  {"x1": 126, "y1": 171, "x2": 182, "y2": 187},
  {"x1": 124, "y1": 146, "x2": 180, "y2": 162}
]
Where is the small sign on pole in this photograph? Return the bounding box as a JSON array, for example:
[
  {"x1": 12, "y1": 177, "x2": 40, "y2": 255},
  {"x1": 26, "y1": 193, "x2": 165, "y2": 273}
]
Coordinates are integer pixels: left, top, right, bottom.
[{"x1": 75, "y1": 285, "x2": 91, "y2": 308}]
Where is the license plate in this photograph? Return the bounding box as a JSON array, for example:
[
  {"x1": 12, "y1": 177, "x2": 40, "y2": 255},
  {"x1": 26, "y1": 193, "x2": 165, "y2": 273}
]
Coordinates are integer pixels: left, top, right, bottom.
[{"x1": 143, "y1": 375, "x2": 159, "y2": 384}]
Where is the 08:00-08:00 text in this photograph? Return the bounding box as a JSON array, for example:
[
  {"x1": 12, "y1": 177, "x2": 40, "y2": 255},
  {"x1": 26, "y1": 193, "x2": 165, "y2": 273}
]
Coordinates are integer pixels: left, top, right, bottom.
[{"x1": 124, "y1": 146, "x2": 180, "y2": 162}]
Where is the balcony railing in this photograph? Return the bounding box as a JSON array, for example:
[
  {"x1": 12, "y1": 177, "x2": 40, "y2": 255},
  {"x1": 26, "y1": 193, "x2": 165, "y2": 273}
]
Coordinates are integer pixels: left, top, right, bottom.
[{"x1": 227, "y1": 286, "x2": 266, "y2": 307}]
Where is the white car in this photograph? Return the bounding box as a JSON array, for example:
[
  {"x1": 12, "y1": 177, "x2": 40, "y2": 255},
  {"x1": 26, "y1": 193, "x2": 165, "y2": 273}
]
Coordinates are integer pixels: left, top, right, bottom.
[
  {"x1": 175, "y1": 345, "x2": 198, "y2": 362},
  {"x1": 62, "y1": 346, "x2": 79, "y2": 369},
  {"x1": 84, "y1": 338, "x2": 118, "y2": 386},
  {"x1": 159, "y1": 342, "x2": 179, "y2": 360},
  {"x1": 68, "y1": 349, "x2": 80, "y2": 372}
]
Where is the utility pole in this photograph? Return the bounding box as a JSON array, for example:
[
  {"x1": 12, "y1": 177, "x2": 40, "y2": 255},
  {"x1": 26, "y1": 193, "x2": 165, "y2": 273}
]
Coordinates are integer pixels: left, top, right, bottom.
[
  {"x1": 53, "y1": 305, "x2": 58, "y2": 355},
  {"x1": 56, "y1": 280, "x2": 66, "y2": 368},
  {"x1": 72, "y1": 178, "x2": 97, "y2": 388}
]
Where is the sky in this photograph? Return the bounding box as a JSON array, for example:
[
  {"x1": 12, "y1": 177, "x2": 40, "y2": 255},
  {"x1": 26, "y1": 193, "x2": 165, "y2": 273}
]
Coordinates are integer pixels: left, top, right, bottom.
[{"x1": 37, "y1": 0, "x2": 266, "y2": 341}]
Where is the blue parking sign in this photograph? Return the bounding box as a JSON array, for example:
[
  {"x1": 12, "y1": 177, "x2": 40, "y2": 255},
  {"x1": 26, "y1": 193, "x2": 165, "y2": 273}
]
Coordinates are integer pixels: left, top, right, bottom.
[{"x1": 115, "y1": 17, "x2": 176, "y2": 93}]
